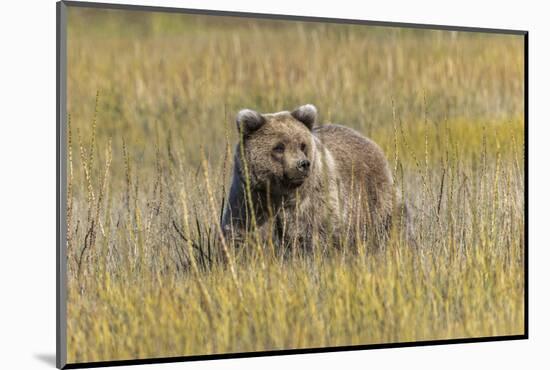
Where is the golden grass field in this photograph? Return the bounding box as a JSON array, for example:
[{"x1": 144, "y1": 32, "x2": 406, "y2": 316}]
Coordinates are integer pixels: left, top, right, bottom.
[{"x1": 65, "y1": 7, "x2": 525, "y2": 363}]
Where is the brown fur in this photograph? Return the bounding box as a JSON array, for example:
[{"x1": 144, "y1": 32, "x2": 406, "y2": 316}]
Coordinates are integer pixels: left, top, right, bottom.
[{"x1": 222, "y1": 104, "x2": 408, "y2": 252}]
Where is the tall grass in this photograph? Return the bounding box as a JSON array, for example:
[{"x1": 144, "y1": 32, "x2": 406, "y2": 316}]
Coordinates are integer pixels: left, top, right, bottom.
[{"x1": 66, "y1": 7, "x2": 524, "y2": 363}]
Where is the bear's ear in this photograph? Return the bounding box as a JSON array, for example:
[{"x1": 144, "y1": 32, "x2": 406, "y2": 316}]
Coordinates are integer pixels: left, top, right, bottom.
[
  {"x1": 291, "y1": 104, "x2": 317, "y2": 130},
  {"x1": 236, "y1": 109, "x2": 266, "y2": 136}
]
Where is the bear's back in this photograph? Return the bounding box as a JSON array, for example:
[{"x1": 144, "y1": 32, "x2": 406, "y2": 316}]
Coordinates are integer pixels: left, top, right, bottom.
[{"x1": 313, "y1": 124, "x2": 394, "y2": 222}]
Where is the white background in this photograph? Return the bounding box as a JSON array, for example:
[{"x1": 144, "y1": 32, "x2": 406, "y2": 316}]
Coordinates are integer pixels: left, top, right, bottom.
[{"x1": 0, "y1": 0, "x2": 547, "y2": 369}]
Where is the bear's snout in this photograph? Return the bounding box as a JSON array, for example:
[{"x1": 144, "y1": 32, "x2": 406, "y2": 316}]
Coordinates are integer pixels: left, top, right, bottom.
[
  {"x1": 282, "y1": 158, "x2": 311, "y2": 188},
  {"x1": 297, "y1": 159, "x2": 310, "y2": 173}
]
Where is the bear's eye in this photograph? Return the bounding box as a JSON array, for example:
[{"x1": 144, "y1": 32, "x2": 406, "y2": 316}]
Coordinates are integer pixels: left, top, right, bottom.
[
  {"x1": 300, "y1": 143, "x2": 307, "y2": 152},
  {"x1": 273, "y1": 143, "x2": 285, "y2": 153}
]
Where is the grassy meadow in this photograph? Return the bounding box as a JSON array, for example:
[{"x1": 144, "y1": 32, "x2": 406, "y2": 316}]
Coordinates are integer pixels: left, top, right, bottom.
[{"x1": 65, "y1": 7, "x2": 525, "y2": 363}]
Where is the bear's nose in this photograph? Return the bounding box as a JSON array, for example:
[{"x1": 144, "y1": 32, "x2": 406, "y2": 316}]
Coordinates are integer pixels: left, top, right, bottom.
[{"x1": 297, "y1": 159, "x2": 310, "y2": 172}]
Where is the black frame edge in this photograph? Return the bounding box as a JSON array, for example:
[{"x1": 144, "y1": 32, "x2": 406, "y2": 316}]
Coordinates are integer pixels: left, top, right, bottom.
[
  {"x1": 57, "y1": 1, "x2": 68, "y2": 369},
  {"x1": 523, "y1": 32, "x2": 529, "y2": 338},
  {"x1": 62, "y1": 0, "x2": 527, "y2": 35},
  {"x1": 63, "y1": 335, "x2": 527, "y2": 369}
]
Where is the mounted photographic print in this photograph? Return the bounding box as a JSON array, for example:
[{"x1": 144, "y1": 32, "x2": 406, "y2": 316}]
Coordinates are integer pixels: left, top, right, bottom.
[{"x1": 56, "y1": 1, "x2": 527, "y2": 368}]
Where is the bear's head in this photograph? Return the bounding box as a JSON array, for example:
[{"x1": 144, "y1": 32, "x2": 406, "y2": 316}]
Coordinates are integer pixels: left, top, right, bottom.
[{"x1": 235, "y1": 104, "x2": 318, "y2": 195}]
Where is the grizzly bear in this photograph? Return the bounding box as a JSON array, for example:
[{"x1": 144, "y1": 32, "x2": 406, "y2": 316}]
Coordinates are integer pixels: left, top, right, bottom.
[{"x1": 221, "y1": 104, "x2": 409, "y2": 252}]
